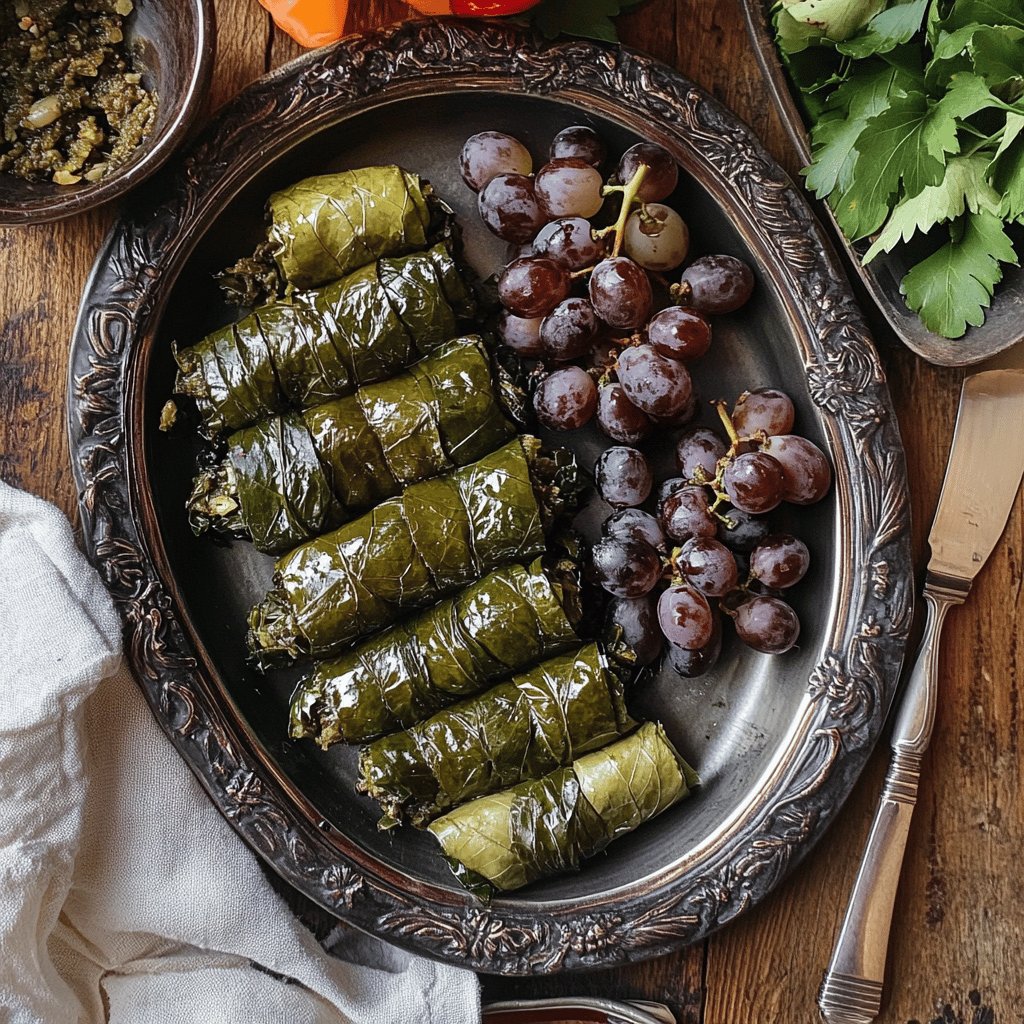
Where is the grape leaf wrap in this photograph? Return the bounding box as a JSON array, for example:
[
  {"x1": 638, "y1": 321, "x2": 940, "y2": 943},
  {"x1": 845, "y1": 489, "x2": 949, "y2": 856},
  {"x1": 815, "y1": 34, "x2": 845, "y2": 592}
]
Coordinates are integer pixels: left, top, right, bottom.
[
  {"x1": 289, "y1": 560, "x2": 579, "y2": 747},
  {"x1": 267, "y1": 166, "x2": 431, "y2": 290},
  {"x1": 428, "y1": 722, "x2": 698, "y2": 897},
  {"x1": 356, "y1": 643, "x2": 633, "y2": 829},
  {"x1": 248, "y1": 438, "x2": 550, "y2": 660},
  {"x1": 174, "y1": 245, "x2": 474, "y2": 437},
  {"x1": 191, "y1": 337, "x2": 514, "y2": 553}
]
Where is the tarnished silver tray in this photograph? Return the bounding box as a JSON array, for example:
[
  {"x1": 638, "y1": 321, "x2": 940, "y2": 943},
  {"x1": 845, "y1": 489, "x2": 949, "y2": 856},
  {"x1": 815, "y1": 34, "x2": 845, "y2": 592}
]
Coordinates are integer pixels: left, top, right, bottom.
[{"x1": 67, "y1": 19, "x2": 912, "y2": 974}]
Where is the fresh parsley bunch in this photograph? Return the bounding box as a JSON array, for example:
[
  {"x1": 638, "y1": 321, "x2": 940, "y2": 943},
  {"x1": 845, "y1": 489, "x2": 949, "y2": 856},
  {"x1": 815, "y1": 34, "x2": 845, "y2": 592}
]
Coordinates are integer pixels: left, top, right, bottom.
[{"x1": 775, "y1": 0, "x2": 1024, "y2": 339}]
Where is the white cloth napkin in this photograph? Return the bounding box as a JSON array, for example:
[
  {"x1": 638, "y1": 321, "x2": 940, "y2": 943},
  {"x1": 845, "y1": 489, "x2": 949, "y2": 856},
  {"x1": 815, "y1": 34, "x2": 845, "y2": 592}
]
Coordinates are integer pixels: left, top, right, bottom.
[{"x1": 0, "y1": 482, "x2": 481, "y2": 1024}]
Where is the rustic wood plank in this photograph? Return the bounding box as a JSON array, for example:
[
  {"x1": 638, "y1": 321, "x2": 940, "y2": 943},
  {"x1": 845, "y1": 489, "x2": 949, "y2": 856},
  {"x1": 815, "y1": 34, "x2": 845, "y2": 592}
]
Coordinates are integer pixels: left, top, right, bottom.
[{"x1": 1, "y1": 2, "x2": 1021, "y2": 1020}]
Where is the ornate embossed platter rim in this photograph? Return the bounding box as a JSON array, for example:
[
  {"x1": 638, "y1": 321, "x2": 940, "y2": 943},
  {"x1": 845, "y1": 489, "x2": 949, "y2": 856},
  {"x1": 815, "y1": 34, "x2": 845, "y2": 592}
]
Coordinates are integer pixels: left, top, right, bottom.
[{"x1": 67, "y1": 19, "x2": 912, "y2": 973}]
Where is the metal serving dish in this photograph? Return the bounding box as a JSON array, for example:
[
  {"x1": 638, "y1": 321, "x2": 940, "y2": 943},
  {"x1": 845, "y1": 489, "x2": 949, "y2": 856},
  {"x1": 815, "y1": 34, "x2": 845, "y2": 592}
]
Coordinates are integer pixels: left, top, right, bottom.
[
  {"x1": 67, "y1": 19, "x2": 912, "y2": 973},
  {"x1": 740, "y1": 0, "x2": 1024, "y2": 368}
]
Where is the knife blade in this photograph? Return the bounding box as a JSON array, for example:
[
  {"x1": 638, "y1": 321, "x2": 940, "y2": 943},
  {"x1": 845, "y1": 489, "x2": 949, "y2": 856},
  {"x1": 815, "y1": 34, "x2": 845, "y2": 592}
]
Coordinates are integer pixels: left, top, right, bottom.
[
  {"x1": 928, "y1": 358, "x2": 1024, "y2": 589},
  {"x1": 820, "y1": 345, "x2": 1024, "y2": 1024}
]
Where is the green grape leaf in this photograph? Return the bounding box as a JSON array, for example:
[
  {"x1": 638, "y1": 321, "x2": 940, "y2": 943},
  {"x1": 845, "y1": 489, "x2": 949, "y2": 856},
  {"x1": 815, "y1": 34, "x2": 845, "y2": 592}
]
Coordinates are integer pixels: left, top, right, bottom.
[
  {"x1": 516, "y1": 0, "x2": 648, "y2": 42},
  {"x1": 837, "y1": 0, "x2": 930, "y2": 58},
  {"x1": 901, "y1": 210, "x2": 1018, "y2": 337},
  {"x1": 864, "y1": 154, "x2": 1001, "y2": 260},
  {"x1": 833, "y1": 92, "x2": 958, "y2": 239},
  {"x1": 780, "y1": 0, "x2": 887, "y2": 42},
  {"x1": 988, "y1": 111, "x2": 1024, "y2": 220}
]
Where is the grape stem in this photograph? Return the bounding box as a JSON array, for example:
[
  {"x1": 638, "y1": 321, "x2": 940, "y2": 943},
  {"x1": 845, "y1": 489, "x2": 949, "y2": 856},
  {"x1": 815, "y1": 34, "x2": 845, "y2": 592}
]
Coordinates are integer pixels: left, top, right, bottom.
[{"x1": 598, "y1": 163, "x2": 650, "y2": 259}]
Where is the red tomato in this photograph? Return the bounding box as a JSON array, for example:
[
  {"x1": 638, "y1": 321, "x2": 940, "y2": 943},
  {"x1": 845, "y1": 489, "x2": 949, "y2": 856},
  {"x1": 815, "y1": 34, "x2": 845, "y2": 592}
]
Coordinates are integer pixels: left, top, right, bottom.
[{"x1": 408, "y1": 0, "x2": 542, "y2": 13}]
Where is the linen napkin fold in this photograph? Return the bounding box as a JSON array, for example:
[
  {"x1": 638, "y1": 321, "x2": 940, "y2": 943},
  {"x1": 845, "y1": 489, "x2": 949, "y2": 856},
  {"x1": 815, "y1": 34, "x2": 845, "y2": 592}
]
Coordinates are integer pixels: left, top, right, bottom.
[{"x1": 0, "y1": 481, "x2": 481, "y2": 1024}]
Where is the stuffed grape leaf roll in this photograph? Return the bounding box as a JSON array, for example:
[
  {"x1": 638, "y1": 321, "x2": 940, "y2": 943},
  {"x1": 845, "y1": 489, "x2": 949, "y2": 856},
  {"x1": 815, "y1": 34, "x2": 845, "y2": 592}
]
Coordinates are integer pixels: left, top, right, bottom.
[
  {"x1": 247, "y1": 437, "x2": 580, "y2": 662},
  {"x1": 428, "y1": 722, "x2": 698, "y2": 897},
  {"x1": 187, "y1": 336, "x2": 517, "y2": 554},
  {"x1": 357, "y1": 643, "x2": 635, "y2": 829},
  {"x1": 174, "y1": 244, "x2": 474, "y2": 438},
  {"x1": 289, "y1": 559, "x2": 581, "y2": 747},
  {"x1": 268, "y1": 167, "x2": 431, "y2": 291}
]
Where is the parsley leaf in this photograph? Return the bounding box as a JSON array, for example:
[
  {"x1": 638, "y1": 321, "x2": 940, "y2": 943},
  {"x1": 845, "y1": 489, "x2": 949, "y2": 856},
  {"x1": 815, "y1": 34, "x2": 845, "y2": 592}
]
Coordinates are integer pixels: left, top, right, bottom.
[
  {"x1": 837, "y1": 0, "x2": 929, "y2": 58},
  {"x1": 901, "y1": 209, "x2": 1018, "y2": 337},
  {"x1": 833, "y1": 91, "x2": 957, "y2": 239},
  {"x1": 864, "y1": 154, "x2": 1000, "y2": 260},
  {"x1": 989, "y1": 111, "x2": 1024, "y2": 220},
  {"x1": 941, "y1": 0, "x2": 1024, "y2": 32}
]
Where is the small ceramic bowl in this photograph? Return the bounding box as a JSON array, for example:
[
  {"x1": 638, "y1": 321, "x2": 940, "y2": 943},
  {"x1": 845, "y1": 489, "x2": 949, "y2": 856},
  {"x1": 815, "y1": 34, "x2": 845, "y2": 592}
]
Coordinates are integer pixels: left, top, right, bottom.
[{"x1": 0, "y1": 0, "x2": 215, "y2": 226}]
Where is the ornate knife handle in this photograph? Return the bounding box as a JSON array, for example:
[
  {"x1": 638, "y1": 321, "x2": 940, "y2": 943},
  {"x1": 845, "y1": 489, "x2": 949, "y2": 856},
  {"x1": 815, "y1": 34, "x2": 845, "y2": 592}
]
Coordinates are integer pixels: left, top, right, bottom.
[{"x1": 818, "y1": 575, "x2": 967, "y2": 1024}]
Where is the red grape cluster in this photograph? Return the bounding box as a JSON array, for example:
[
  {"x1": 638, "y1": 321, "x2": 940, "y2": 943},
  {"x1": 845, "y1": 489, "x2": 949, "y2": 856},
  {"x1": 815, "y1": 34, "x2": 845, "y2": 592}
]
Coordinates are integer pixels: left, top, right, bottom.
[
  {"x1": 593, "y1": 389, "x2": 831, "y2": 678},
  {"x1": 460, "y1": 128, "x2": 751, "y2": 440}
]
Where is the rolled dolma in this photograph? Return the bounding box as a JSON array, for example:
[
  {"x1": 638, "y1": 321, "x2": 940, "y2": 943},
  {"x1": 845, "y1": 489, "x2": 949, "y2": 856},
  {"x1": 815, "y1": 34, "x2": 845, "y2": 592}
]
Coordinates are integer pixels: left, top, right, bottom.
[
  {"x1": 187, "y1": 336, "x2": 517, "y2": 553},
  {"x1": 174, "y1": 244, "x2": 475, "y2": 437},
  {"x1": 429, "y1": 722, "x2": 699, "y2": 897},
  {"x1": 358, "y1": 643, "x2": 635, "y2": 829},
  {"x1": 289, "y1": 559, "x2": 581, "y2": 747},
  {"x1": 268, "y1": 167, "x2": 431, "y2": 290},
  {"x1": 247, "y1": 437, "x2": 581, "y2": 662}
]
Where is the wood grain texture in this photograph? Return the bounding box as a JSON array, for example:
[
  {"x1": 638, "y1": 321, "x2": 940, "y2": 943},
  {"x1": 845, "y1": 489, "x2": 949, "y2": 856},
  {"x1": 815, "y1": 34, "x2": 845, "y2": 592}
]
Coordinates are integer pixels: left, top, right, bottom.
[{"x1": 0, "y1": 0, "x2": 1020, "y2": 1020}]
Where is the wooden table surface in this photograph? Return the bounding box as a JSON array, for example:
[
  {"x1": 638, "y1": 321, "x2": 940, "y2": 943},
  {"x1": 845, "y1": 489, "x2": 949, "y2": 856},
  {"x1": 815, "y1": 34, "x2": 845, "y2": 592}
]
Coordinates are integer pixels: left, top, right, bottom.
[{"x1": 2, "y1": 1, "x2": 1022, "y2": 1021}]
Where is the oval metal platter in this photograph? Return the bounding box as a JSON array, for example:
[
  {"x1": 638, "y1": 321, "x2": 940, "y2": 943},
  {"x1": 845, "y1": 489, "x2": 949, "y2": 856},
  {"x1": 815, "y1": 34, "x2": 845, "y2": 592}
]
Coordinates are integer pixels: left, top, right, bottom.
[
  {"x1": 67, "y1": 19, "x2": 913, "y2": 974},
  {"x1": 740, "y1": 0, "x2": 1024, "y2": 368}
]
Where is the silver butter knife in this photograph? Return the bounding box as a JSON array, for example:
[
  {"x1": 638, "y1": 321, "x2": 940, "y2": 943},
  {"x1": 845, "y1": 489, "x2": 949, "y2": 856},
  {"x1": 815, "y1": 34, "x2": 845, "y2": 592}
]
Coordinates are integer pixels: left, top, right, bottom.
[{"x1": 819, "y1": 345, "x2": 1024, "y2": 1024}]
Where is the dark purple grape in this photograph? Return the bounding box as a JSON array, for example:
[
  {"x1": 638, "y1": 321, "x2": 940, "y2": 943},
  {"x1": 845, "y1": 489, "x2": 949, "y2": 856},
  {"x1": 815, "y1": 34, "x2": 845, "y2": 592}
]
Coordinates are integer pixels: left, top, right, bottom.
[
  {"x1": 498, "y1": 256, "x2": 570, "y2": 318},
  {"x1": 678, "y1": 254, "x2": 754, "y2": 314},
  {"x1": 604, "y1": 508, "x2": 666, "y2": 551},
  {"x1": 596, "y1": 383, "x2": 652, "y2": 444},
  {"x1": 460, "y1": 131, "x2": 532, "y2": 192},
  {"x1": 732, "y1": 595, "x2": 800, "y2": 653},
  {"x1": 589, "y1": 257, "x2": 653, "y2": 329},
  {"x1": 732, "y1": 388, "x2": 795, "y2": 436},
  {"x1": 649, "y1": 392, "x2": 699, "y2": 429},
  {"x1": 551, "y1": 125, "x2": 606, "y2": 167},
  {"x1": 750, "y1": 534, "x2": 810, "y2": 589},
  {"x1": 647, "y1": 306, "x2": 712, "y2": 363},
  {"x1": 721, "y1": 452, "x2": 785, "y2": 514},
  {"x1": 655, "y1": 476, "x2": 687, "y2": 512},
  {"x1": 676, "y1": 427, "x2": 727, "y2": 483},
  {"x1": 533, "y1": 217, "x2": 607, "y2": 271},
  {"x1": 497, "y1": 310, "x2": 543, "y2": 357},
  {"x1": 540, "y1": 298, "x2": 599, "y2": 361},
  {"x1": 716, "y1": 507, "x2": 771, "y2": 552},
  {"x1": 533, "y1": 367, "x2": 597, "y2": 430},
  {"x1": 478, "y1": 173, "x2": 548, "y2": 244},
  {"x1": 605, "y1": 595, "x2": 663, "y2": 668},
  {"x1": 534, "y1": 158, "x2": 604, "y2": 219},
  {"x1": 617, "y1": 142, "x2": 679, "y2": 203},
  {"x1": 763, "y1": 435, "x2": 832, "y2": 505},
  {"x1": 594, "y1": 446, "x2": 653, "y2": 508},
  {"x1": 616, "y1": 343, "x2": 693, "y2": 419},
  {"x1": 589, "y1": 537, "x2": 663, "y2": 598},
  {"x1": 676, "y1": 537, "x2": 739, "y2": 597},
  {"x1": 660, "y1": 486, "x2": 716, "y2": 543},
  {"x1": 657, "y1": 585, "x2": 714, "y2": 650},
  {"x1": 664, "y1": 613, "x2": 722, "y2": 677}
]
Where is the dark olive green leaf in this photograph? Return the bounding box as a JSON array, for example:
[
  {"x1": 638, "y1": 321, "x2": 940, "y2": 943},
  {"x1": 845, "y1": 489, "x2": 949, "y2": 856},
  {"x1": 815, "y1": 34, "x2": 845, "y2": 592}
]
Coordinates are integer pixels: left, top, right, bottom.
[
  {"x1": 358, "y1": 643, "x2": 634, "y2": 828},
  {"x1": 290, "y1": 560, "x2": 580, "y2": 746},
  {"x1": 248, "y1": 439, "x2": 549, "y2": 660},
  {"x1": 429, "y1": 722, "x2": 696, "y2": 895}
]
